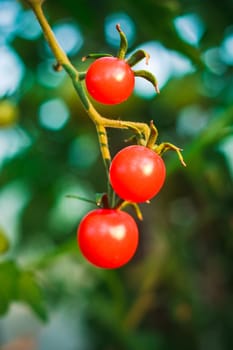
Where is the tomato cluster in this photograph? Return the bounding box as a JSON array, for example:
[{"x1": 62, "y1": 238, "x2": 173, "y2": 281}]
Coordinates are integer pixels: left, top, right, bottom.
[
  {"x1": 77, "y1": 144, "x2": 166, "y2": 269},
  {"x1": 76, "y1": 27, "x2": 172, "y2": 269}
]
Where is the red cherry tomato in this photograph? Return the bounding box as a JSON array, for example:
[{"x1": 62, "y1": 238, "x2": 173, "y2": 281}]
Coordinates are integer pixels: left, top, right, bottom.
[
  {"x1": 109, "y1": 145, "x2": 166, "y2": 203},
  {"x1": 85, "y1": 57, "x2": 135, "y2": 105},
  {"x1": 77, "y1": 209, "x2": 139, "y2": 268}
]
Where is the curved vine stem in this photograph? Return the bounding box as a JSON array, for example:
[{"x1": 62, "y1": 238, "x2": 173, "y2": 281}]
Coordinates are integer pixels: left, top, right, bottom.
[
  {"x1": 26, "y1": 1, "x2": 151, "y2": 174},
  {"x1": 28, "y1": 2, "x2": 70, "y2": 67}
]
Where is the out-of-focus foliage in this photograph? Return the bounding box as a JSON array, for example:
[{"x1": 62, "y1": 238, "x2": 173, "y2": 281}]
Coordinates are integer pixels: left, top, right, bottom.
[{"x1": 0, "y1": 0, "x2": 233, "y2": 349}]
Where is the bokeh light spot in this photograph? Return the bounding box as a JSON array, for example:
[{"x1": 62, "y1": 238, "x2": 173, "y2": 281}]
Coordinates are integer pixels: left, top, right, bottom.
[
  {"x1": 174, "y1": 13, "x2": 205, "y2": 46},
  {"x1": 221, "y1": 30, "x2": 233, "y2": 65},
  {"x1": 69, "y1": 134, "x2": 99, "y2": 169},
  {"x1": 0, "y1": 181, "x2": 31, "y2": 245},
  {"x1": 48, "y1": 21, "x2": 83, "y2": 56},
  {"x1": 132, "y1": 42, "x2": 194, "y2": 99},
  {"x1": 218, "y1": 136, "x2": 233, "y2": 180},
  {"x1": 0, "y1": 127, "x2": 31, "y2": 169},
  {"x1": 37, "y1": 60, "x2": 66, "y2": 88},
  {"x1": 177, "y1": 105, "x2": 209, "y2": 137},
  {"x1": 49, "y1": 179, "x2": 94, "y2": 232},
  {"x1": 0, "y1": 0, "x2": 22, "y2": 44},
  {"x1": 16, "y1": 10, "x2": 42, "y2": 40},
  {"x1": 39, "y1": 99, "x2": 69, "y2": 131},
  {"x1": 203, "y1": 47, "x2": 227, "y2": 75},
  {"x1": 104, "y1": 12, "x2": 136, "y2": 48},
  {"x1": 0, "y1": 46, "x2": 25, "y2": 97}
]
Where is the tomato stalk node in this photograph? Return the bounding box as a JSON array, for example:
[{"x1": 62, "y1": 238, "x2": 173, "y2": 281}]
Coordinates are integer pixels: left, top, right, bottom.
[
  {"x1": 95, "y1": 193, "x2": 110, "y2": 208},
  {"x1": 116, "y1": 201, "x2": 143, "y2": 221},
  {"x1": 53, "y1": 62, "x2": 63, "y2": 72}
]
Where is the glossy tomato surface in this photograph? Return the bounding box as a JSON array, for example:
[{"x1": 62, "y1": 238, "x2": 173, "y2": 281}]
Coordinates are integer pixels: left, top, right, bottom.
[
  {"x1": 109, "y1": 145, "x2": 166, "y2": 203},
  {"x1": 85, "y1": 57, "x2": 135, "y2": 104},
  {"x1": 77, "y1": 209, "x2": 139, "y2": 268}
]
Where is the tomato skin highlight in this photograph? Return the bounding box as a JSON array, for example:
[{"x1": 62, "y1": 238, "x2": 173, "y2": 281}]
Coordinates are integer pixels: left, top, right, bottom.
[
  {"x1": 77, "y1": 209, "x2": 139, "y2": 269},
  {"x1": 85, "y1": 57, "x2": 135, "y2": 105},
  {"x1": 109, "y1": 145, "x2": 166, "y2": 203}
]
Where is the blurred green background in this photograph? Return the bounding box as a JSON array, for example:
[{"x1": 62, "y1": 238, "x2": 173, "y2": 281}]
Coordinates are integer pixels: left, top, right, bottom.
[{"x1": 0, "y1": 0, "x2": 233, "y2": 349}]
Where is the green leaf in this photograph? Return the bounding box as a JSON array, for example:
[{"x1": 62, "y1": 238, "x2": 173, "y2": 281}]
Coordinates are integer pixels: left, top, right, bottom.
[
  {"x1": 0, "y1": 229, "x2": 10, "y2": 254},
  {"x1": 17, "y1": 270, "x2": 48, "y2": 322},
  {"x1": 0, "y1": 261, "x2": 47, "y2": 321},
  {"x1": 0, "y1": 261, "x2": 19, "y2": 316},
  {"x1": 125, "y1": 330, "x2": 165, "y2": 350}
]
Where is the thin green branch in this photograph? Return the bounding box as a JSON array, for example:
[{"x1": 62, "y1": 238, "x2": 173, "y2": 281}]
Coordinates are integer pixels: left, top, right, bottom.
[{"x1": 27, "y1": 2, "x2": 71, "y2": 67}]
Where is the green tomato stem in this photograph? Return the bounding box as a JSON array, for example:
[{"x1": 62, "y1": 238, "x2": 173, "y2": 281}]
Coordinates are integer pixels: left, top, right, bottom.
[{"x1": 117, "y1": 201, "x2": 143, "y2": 221}]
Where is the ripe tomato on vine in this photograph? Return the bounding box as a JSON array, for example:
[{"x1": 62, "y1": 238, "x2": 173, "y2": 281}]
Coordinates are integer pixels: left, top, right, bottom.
[
  {"x1": 77, "y1": 209, "x2": 139, "y2": 268},
  {"x1": 85, "y1": 57, "x2": 135, "y2": 105},
  {"x1": 109, "y1": 145, "x2": 166, "y2": 203}
]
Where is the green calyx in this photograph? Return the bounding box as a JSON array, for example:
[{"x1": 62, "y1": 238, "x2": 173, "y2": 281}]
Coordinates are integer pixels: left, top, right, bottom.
[
  {"x1": 145, "y1": 121, "x2": 186, "y2": 167},
  {"x1": 154, "y1": 143, "x2": 186, "y2": 167},
  {"x1": 133, "y1": 70, "x2": 160, "y2": 94},
  {"x1": 126, "y1": 49, "x2": 150, "y2": 67},
  {"x1": 81, "y1": 24, "x2": 160, "y2": 93},
  {"x1": 82, "y1": 53, "x2": 113, "y2": 61},
  {"x1": 116, "y1": 24, "x2": 128, "y2": 59}
]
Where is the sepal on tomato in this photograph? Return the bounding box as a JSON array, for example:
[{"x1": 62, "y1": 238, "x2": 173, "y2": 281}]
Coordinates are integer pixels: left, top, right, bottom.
[
  {"x1": 126, "y1": 49, "x2": 150, "y2": 67},
  {"x1": 116, "y1": 24, "x2": 128, "y2": 59},
  {"x1": 95, "y1": 193, "x2": 110, "y2": 208},
  {"x1": 133, "y1": 69, "x2": 160, "y2": 94},
  {"x1": 82, "y1": 53, "x2": 113, "y2": 61},
  {"x1": 153, "y1": 142, "x2": 186, "y2": 167},
  {"x1": 145, "y1": 121, "x2": 186, "y2": 167}
]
